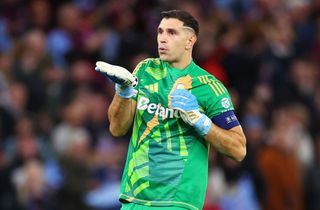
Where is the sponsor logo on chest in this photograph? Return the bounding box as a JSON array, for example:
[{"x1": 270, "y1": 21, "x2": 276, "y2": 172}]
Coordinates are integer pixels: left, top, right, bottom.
[{"x1": 137, "y1": 96, "x2": 181, "y2": 119}]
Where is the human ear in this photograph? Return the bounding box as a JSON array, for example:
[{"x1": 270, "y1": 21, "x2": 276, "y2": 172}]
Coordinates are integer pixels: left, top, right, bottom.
[{"x1": 185, "y1": 35, "x2": 197, "y2": 50}]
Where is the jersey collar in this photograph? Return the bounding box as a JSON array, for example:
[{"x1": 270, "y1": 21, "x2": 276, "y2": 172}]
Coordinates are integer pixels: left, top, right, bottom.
[{"x1": 163, "y1": 60, "x2": 196, "y2": 77}]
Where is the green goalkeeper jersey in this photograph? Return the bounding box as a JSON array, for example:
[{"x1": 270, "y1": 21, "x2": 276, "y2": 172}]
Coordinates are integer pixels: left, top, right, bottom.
[{"x1": 119, "y1": 58, "x2": 234, "y2": 210}]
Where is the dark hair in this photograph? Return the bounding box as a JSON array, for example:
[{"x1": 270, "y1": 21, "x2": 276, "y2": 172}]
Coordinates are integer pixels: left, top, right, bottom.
[{"x1": 160, "y1": 10, "x2": 199, "y2": 36}]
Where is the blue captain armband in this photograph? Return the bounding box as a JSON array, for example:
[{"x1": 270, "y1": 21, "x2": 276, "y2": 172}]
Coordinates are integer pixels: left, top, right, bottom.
[{"x1": 211, "y1": 110, "x2": 240, "y2": 130}]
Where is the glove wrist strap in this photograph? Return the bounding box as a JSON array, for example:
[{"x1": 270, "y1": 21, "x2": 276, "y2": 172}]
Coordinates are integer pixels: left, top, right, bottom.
[
  {"x1": 115, "y1": 84, "x2": 137, "y2": 99},
  {"x1": 194, "y1": 114, "x2": 212, "y2": 136}
]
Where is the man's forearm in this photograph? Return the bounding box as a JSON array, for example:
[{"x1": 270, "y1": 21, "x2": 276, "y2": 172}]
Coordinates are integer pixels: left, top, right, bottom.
[
  {"x1": 205, "y1": 125, "x2": 246, "y2": 162},
  {"x1": 108, "y1": 95, "x2": 136, "y2": 137}
]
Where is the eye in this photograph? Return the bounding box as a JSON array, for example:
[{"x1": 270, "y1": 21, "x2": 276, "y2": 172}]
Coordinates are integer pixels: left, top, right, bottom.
[
  {"x1": 167, "y1": 29, "x2": 177, "y2": 35},
  {"x1": 157, "y1": 28, "x2": 163, "y2": 34}
]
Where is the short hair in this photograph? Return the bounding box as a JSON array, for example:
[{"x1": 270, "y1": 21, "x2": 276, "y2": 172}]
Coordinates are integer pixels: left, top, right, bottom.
[{"x1": 160, "y1": 10, "x2": 199, "y2": 36}]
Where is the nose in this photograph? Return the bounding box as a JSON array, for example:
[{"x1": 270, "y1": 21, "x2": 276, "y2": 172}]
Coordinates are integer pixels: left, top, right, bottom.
[{"x1": 158, "y1": 33, "x2": 167, "y2": 43}]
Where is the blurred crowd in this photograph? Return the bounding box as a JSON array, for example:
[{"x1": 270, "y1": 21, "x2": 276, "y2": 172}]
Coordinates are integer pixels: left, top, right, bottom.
[{"x1": 0, "y1": 0, "x2": 320, "y2": 210}]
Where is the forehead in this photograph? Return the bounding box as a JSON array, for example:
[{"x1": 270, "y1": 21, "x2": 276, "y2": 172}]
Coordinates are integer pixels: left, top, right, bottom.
[{"x1": 158, "y1": 18, "x2": 184, "y2": 29}]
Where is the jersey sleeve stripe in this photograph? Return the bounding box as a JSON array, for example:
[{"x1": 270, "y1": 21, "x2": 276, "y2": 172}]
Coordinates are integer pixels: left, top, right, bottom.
[
  {"x1": 213, "y1": 81, "x2": 223, "y2": 95},
  {"x1": 205, "y1": 76, "x2": 211, "y2": 84},
  {"x1": 198, "y1": 76, "x2": 203, "y2": 83},
  {"x1": 216, "y1": 82, "x2": 226, "y2": 94},
  {"x1": 209, "y1": 83, "x2": 219, "y2": 96}
]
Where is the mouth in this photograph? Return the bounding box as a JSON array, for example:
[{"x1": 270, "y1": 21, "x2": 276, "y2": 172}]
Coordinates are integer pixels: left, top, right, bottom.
[{"x1": 158, "y1": 47, "x2": 168, "y2": 54}]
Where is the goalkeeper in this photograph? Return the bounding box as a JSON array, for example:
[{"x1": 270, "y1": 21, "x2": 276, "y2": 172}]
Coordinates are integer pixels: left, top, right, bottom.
[{"x1": 95, "y1": 10, "x2": 246, "y2": 210}]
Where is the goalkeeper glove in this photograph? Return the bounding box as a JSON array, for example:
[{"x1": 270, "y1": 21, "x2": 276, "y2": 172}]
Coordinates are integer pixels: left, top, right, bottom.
[
  {"x1": 169, "y1": 89, "x2": 212, "y2": 136},
  {"x1": 95, "y1": 61, "x2": 138, "y2": 98}
]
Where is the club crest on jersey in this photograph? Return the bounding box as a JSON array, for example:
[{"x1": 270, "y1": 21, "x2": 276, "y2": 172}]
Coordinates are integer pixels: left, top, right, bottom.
[
  {"x1": 137, "y1": 96, "x2": 181, "y2": 119},
  {"x1": 221, "y1": 98, "x2": 230, "y2": 108}
]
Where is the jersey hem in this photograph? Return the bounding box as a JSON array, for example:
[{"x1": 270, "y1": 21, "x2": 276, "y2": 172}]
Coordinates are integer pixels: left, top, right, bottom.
[{"x1": 119, "y1": 194, "x2": 199, "y2": 210}]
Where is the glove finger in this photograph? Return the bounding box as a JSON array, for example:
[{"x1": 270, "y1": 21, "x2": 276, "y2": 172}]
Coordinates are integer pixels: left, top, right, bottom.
[
  {"x1": 110, "y1": 75, "x2": 126, "y2": 84},
  {"x1": 95, "y1": 67, "x2": 129, "y2": 85},
  {"x1": 170, "y1": 95, "x2": 189, "y2": 102},
  {"x1": 95, "y1": 65, "x2": 116, "y2": 77},
  {"x1": 171, "y1": 105, "x2": 186, "y2": 114},
  {"x1": 170, "y1": 101, "x2": 187, "y2": 109},
  {"x1": 171, "y1": 98, "x2": 198, "y2": 111},
  {"x1": 170, "y1": 96, "x2": 190, "y2": 105},
  {"x1": 170, "y1": 89, "x2": 189, "y2": 97},
  {"x1": 95, "y1": 66, "x2": 112, "y2": 77}
]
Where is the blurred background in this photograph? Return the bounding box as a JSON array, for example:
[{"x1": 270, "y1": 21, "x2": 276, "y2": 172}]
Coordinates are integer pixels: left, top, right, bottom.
[{"x1": 0, "y1": 0, "x2": 320, "y2": 210}]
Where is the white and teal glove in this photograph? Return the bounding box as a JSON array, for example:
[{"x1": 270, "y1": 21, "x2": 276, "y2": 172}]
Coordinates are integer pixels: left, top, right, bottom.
[
  {"x1": 95, "y1": 61, "x2": 138, "y2": 98},
  {"x1": 169, "y1": 89, "x2": 212, "y2": 136}
]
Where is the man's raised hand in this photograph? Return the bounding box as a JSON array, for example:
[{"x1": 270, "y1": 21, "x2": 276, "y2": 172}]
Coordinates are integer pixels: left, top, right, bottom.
[{"x1": 95, "y1": 61, "x2": 138, "y2": 98}]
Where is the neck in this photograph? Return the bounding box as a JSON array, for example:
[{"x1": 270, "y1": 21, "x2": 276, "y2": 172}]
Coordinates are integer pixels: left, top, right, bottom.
[{"x1": 170, "y1": 58, "x2": 192, "y2": 70}]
